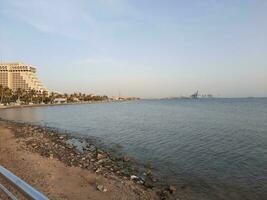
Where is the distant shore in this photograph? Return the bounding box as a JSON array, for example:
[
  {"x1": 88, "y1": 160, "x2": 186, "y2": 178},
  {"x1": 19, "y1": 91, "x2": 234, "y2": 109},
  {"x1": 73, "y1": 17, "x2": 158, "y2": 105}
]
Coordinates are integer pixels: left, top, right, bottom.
[
  {"x1": 0, "y1": 100, "x2": 132, "y2": 110},
  {"x1": 0, "y1": 119, "x2": 179, "y2": 200}
]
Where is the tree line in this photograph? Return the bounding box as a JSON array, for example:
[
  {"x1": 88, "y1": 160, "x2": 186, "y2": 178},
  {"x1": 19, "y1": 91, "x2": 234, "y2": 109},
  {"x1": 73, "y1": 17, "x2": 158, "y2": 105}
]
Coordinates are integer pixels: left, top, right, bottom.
[{"x1": 0, "y1": 85, "x2": 108, "y2": 105}]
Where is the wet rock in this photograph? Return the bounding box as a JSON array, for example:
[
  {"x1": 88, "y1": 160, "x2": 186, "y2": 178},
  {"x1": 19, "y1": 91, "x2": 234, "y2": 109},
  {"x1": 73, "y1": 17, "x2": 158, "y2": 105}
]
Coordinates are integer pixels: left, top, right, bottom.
[
  {"x1": 146, "y1": 169, "x2": 152, "y2": 176},
  {"x1": 169, "y1": 185, "x2": 176, "y2": 194},
  {"x1": 87, "y1": 145, "x2": 96, "y2": 152},
  {"x1": 146, "y1": 160, "x2": 153, "y2": 169},
  {"x1": 181, "y1": 184, "x2": 186, "y2": 189},
  {"x1": 157, "y1": 190, "x2": 170, "y2": 200},
  {"x1": 66, "y1": 138, "x2": 88, "y2": 153},
  {"x1": 123, "y1": 155, "x2": 130, "y2": 162}
]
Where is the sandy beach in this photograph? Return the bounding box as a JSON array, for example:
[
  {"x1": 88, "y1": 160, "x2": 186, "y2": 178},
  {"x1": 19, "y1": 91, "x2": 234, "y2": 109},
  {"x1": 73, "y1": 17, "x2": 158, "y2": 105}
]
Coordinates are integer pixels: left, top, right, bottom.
[{"x1": 0, "y1": 120, "x2": 166, "y2": 200}]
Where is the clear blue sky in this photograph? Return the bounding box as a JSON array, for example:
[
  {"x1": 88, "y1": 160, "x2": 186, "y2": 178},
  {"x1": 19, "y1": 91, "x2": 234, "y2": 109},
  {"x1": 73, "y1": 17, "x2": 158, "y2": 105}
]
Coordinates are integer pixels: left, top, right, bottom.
[{"x1": 0, "y1": 0, "x2": 266, "y2": 98}]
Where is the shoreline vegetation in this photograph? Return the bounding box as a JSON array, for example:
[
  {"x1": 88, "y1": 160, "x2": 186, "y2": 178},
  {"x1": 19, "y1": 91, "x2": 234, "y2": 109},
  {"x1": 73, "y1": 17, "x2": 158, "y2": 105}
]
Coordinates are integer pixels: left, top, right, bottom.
[
  {"x1": 0, "y1": 85, "x2": 140, "y2": 108},
  {"x1": 0, "y1": 119, "x2": 179, "y2": 200},
  {"x1": 0, "y1": 99, "x2": 124, "y2": 110}
]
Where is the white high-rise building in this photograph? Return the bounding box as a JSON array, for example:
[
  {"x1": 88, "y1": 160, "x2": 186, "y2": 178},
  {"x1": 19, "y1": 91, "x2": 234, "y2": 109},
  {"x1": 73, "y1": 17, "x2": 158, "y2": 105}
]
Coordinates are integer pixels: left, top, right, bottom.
[{"x1": 0, "y1": 62, "x2": 48, "y2": 92}]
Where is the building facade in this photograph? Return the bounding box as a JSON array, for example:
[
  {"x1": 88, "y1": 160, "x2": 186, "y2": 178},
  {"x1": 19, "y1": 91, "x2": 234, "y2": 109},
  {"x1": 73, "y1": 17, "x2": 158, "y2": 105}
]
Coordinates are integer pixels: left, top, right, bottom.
[{"x1": 0, "y1": 62, "x2": 48, "y2": 92}]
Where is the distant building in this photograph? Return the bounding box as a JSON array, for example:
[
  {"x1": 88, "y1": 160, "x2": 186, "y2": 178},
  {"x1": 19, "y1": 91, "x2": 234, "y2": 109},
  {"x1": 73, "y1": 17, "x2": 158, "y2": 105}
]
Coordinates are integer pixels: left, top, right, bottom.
[
  {"x1": 54, "y1": 98, "x2": 67, "y2": 104},
  {"x1": 0, "y1": 62, "x2": 48, "y2": 92}
]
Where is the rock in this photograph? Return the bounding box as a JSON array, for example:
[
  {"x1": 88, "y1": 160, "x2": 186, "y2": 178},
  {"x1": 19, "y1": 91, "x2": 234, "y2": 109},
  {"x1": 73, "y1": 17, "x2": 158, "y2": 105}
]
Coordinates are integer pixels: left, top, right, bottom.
[
  {"x1": 83, "y1": 163, "x2": 89, "y2": 168},
  {"x1": 146, "y1": 169, "x2": 152, "y2": 175},
  {"x1": 157, "y1": 190, "x2": 170, "y2": 200},
  {"x1": 97, "y1": 159, "x2": 106, "y2": 165},
  {"x1": 146, "y1": 160, "x2": 152, "y2": 169},
  {"x1": 97, "y1": 153, "x2": 106, "y2": 160},
  {"x1": 169, "y1": 185, "x2": 176, "y2": 194},
  {"x1": 87, "y1": 145, "x2": 96, "y2": 152},
  {"x1": 181, "y1": 184, "x2": 186, "y2": 189},
  {"x1": 123, "y1": 155, "x2": 130, "y2": 162},
  {"x1": 144, "y1": 180, "x2": 153, "y2": 188},
  {"x1": 59, "y1": 136, "x2": 64, "y2": 140},
  {"x1": 130, "y1": 175, "x2": 139, "y2": 181},
  {"x1": 31, "y1": 143, "x2": 37, "y2": 147},
  {"x1": 96, "y1": 184, "x2": 107, "y2": 192}
]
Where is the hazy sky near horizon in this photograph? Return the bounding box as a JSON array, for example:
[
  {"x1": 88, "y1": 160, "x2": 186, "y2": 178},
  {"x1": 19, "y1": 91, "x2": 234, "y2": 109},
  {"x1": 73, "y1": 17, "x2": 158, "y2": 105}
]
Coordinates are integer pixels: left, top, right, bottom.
[{"x1": 0, "y1": 0, "x2": 266, "y2": 98}]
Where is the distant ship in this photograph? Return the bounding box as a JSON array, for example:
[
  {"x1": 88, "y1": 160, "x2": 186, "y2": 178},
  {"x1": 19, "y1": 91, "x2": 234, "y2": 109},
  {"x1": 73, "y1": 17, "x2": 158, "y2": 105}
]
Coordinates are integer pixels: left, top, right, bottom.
[{"x1": 191, "y1": 90, "x2": 199, "y2": 99}]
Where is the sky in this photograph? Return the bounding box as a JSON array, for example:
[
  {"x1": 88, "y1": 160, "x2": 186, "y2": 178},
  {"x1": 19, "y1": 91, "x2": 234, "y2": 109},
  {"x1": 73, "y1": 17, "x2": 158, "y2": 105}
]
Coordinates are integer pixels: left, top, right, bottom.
[{"x1": 0, "y1": 0, "x2": 266, "y2": 98}]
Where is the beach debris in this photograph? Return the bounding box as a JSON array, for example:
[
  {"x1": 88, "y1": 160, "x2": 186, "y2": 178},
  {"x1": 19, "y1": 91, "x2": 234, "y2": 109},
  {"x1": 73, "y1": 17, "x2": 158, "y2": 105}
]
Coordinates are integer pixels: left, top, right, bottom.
[
  {"x1": 130, "y1": 175, "x2": 139, "y2": 181},
  {"x1": 59, "y1": 136, "x2": 64, "y2": 140}
]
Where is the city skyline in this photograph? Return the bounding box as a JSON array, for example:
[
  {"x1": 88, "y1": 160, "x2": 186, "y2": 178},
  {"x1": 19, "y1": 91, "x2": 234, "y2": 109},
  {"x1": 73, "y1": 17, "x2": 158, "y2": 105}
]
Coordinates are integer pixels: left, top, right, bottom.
[{"x1": 0, "y1": 0, "x2": 267, "y2": 98}]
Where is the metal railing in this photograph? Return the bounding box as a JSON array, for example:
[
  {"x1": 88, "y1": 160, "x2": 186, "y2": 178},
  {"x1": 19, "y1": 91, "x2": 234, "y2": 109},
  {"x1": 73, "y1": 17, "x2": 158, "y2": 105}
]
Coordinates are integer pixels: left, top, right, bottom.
[{"x1": 0, "y1": 166, "x2": 49, "y2": 200}]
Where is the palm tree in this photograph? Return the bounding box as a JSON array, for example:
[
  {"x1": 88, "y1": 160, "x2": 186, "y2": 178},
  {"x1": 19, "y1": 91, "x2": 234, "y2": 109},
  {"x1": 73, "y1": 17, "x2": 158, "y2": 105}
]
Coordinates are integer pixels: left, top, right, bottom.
[
  {"x1": 0, "y1": 85, "x2": 3, "y2": 104},
  {"x1": 41, "y1": 90, "x2": 48, "y2": 104},
  {"x1": 36, "y1": 90, "x2": 42, "y2": 103},
  {"x1": 49, "y1": 92, "x2": 55, "y2": 104},
  {"x1": 5, "y1": 87, "x2": 13, "y2": 104},
  {"x1": 29, "y1": 89, "x2": 37, "y2": 104},
  {"x1": 0, "y1": 86, "x2": 12, "y2": 105},
  {"x1": 15, "y1": 88, "x2": 25, "y2": 103}
]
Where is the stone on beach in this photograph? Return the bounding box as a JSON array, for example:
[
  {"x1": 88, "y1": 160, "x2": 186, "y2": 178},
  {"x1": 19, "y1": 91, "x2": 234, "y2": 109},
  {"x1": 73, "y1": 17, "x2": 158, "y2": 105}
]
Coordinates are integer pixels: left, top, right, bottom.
[
  {"x1": 96, "y1": 184, "x2": 108, "y2": 192},
  {"x1": 123, "y1": 155, "x2": 130, "y2": 162},
  {"x1": 1, "y1": 120, "x2": 174, "y2": 199},
  {"x1": 169, "y1": 185, "x2": 177, "y2": 194}
]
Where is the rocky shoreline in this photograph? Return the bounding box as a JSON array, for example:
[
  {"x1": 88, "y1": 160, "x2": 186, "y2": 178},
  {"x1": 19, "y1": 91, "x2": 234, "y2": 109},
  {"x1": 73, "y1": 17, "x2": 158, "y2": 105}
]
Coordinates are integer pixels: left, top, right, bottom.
[{"x1": 0, "y1": 118, "x2": 179, "y2": 200}]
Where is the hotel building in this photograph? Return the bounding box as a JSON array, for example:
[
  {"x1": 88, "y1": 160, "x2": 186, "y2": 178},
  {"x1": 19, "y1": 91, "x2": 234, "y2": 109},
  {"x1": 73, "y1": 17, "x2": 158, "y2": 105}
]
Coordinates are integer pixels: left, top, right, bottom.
[{"x1": 0, "y1": 62, "x2": 48, "y2": 92}]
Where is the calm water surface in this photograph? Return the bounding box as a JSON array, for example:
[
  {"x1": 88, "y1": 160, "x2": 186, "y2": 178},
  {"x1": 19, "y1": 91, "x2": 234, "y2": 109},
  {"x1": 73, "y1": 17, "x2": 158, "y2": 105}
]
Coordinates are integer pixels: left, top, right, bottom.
[{"x1": 0, "y1": 98, "x2": 267, "y2": 200}]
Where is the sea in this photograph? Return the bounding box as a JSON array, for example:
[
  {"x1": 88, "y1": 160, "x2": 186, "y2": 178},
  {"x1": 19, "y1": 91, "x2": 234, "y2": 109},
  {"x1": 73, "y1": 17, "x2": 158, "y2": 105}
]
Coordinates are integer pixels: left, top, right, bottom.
[{"x1": 0, "y1": 98, "x2": 266, "y2": 200}]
